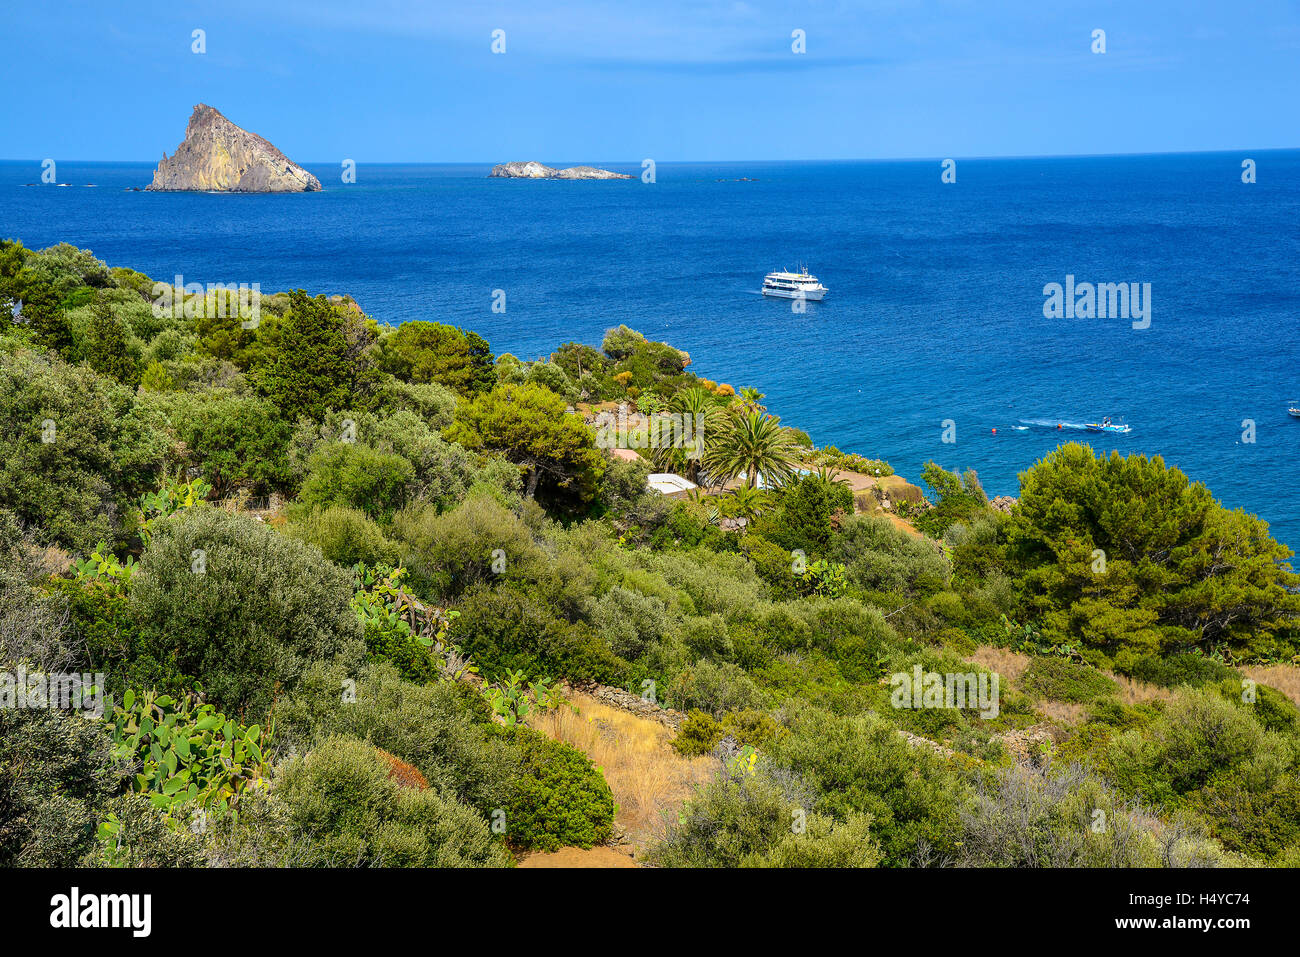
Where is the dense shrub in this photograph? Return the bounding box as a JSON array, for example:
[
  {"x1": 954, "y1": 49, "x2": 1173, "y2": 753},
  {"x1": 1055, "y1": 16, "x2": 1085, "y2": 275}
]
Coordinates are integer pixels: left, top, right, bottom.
[
  {"x1": 504, "y1": 728, "x2": 614, "y2": 851},
  {"x1": 648, "y1": 763, "x2": 879, "y2": 868},
  {"x1": 393, "y1": 494, "x2": 546, "y2": 598},
  {"x1": 665, "y1": 659, "x2": 762, "y2": 716},
  {"x1": 455, "y1": 584, "x2": 632, "y2": 685},
  {"x1": 0, "y1": 705, "x2": 117, "y2": 866},
  {"x1": 761, "y1": 706, "x2": 967, "y2": 866},
  {"x1": 284, "y1": 506, "x2": 400, "y2": 568},
  {"x1": 297, "y1": 442, "x2": 414, "y2": 519},
  {"x1": 143, "y1": 390, "x2": 292, "y2": 496},
  {"x1": 290, "y1": 408, "x2": 480, "y2": 508},
  {"x1": 88, "y1": 793, "x2": 206, "y2": 868},
  {"x1": 1118, "y1": 654, "x2": 1237, "y2": 689},
  {"x1": 673, "y1": 708, "x2": 783, "y2": 757},
  {"x1": 45, "y1": 577, "x2": 178, "y2": 699},
  {"x1": 831, "y1": 515, "x2": 949, "y2": 596},
  {"x1": 956, "y1": 762, "x2": 1228, "y2": 867},
  {"x1": 1191, "y1": 775, "x2": 1300, "y2": 859},
  {"x1": 276, "y1": 661, "x2": 519, "y2": 814},
  {"x1": 786, "y1": 597, "x2": 898, "y2": 680},
  {"x1": 129, "y1": 508, "x2": 365, "y2": 716},
  {"x1": 1020, "y1": 656, "x2": 1118, "y2": 703},
  {"x1": 1103, "y1": 690, "x2": 1287, "y2": 805},
  {"x1": 585, "y1": 585, "x2": 674, "y2": 661},
  {"x1": 380, "y1": 378, "x2": 459, "y2": 430},
  {"x1": 0, "y1": 349, "x2": 166, "y2": 550},
  {"x1": 274, "y1": 736, "x2": 510, "y2": 867}
]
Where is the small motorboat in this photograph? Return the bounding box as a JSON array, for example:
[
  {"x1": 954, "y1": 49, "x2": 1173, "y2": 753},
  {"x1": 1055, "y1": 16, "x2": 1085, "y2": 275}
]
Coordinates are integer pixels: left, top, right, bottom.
[
  {"x1": 1085, "y1": 417, "x2": 1131, "y2": 434},
  {"x1": 1289, "y1": 408, "x2": 1300, "y2": 419}
]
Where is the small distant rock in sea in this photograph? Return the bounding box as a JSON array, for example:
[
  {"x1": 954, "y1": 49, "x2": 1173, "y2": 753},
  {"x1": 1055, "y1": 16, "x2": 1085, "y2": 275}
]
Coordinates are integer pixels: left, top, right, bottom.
[
  {"x1": 147, "y1": 103, "x2": 322, "y2": 193},
  {"x1": 489, "y1": 161, "x2": 633, "y2": 180}
]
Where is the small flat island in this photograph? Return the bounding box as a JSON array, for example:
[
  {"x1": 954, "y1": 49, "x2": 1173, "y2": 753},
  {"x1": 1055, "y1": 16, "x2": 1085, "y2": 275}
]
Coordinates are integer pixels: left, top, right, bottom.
[{"x1": 489, "y1": 161, "x2": 633, "y2": 180}]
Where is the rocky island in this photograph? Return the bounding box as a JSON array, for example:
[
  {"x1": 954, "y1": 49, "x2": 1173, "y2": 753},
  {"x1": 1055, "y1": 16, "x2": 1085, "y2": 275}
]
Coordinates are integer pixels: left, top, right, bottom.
[
  {"x1": 489, "y1": 161, "x2": 633, "y2": 180},
  {"x1": 148, "y1": 104, "x2": 322, "y2": 193}
]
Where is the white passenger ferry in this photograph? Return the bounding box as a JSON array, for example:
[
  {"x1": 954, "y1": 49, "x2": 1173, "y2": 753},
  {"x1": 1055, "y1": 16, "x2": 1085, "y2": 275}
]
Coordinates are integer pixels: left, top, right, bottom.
[{"x1": 761, "y1": 268, "x2": 828, "y2": 300}]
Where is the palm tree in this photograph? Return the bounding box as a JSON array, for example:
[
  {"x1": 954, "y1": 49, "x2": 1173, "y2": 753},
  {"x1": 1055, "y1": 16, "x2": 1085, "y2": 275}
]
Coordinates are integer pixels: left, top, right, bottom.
[
  {"x1": 652, "y1": 387, "x2": 716, "y2": 483},
  {"x1": 812, "y1": 464, "x2": 851, "y2": 488},
  {"x1": 738, "y1": 386, "x2": 767, "y2": 413},
  {"x1": 703, "y1": 409, "x2": 800, "y2": 490},
  {"x1": 724, "y1": 485, "x2": 774, "y2": 521},
  {"x1": 673, "y1": 386, "x2": 714, "y2": 419}
]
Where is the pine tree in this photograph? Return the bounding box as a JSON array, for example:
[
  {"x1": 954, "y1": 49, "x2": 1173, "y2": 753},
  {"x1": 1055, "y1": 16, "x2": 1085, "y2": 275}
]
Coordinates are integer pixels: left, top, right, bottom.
[
  {"x1": 257, "y1": 290, "x2": 354, "y2": 422},
  {"x1": 84, "y1": 299, "x2": 139, "y2": 385}
]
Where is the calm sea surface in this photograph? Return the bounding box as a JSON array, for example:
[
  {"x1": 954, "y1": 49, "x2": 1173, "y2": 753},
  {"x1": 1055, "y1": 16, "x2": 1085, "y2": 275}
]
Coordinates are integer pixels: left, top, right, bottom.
[{"x1": 3, "y1": 153, "x2": 1298, "y2": 549}]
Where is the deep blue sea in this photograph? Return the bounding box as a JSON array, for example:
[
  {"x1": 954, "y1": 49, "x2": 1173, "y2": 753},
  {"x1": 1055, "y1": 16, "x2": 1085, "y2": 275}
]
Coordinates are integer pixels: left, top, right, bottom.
[{"x1": 3, "y1": 154, "x2": 1298, "y2": 550}]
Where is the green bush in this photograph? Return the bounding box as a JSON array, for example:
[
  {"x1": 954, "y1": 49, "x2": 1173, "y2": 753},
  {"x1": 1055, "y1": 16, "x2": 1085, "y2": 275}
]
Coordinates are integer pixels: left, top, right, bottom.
[
  {"x1": 276, "y1": 661, "x2": 519, "y2": 815},
  {"x1": 0, "y1": 704, "x2": 117, "y2": 866},
  {"x1": 129, "y1": 508, "x2": 365, "y2": 716},
  {"x1": 1119, "y1": 654, "x2": 1238, "y2": 689},
  {"x1": 1020, "y1": 656, "x2": 1118, "y2": 703},
  {"x1": 831, "y1": 515, "x2": 949, "y2": 596},
  {"x1": 504, "y1": 728, "x2": 614, "y2": 851},
  {"x1": 585, "y1": 585, "x2": 673, "y2": 661},
  {"x1": 289, "y1": 409, "x2": 479, "y2": 508},
  {"x1": 665, "y1": 659, "x2": 762, "y2": 716},
  {"x1": 455, "y1": 583, "x2": 632, "y2": 685},
  {"x1": 393, "y1": 494, "x2": 546, "y2": 599},
  {"x1": 298, "y1": 442, "x2": 414, "y2": 519},
  {"x1": 672, "y1": 708, "x2": 783, "y2": 757},
  {"x1": 1103, "y1": 689, "x2": 1284, "y2": 805},
  {"x1": 648, "y1": 763, "x2": 879, "y2": 868},
  {"x1": 143, "y1": 390, "x2": 291, "y2": 496},
  {"x1": 761, "y1": 706, "x2": 968, "y2": 866},
  {"x1": 274, "y1": 735, "x2": 510, "y2": 867},
  {"x1": 380, "y1": 378, "x2": 459, "y2": 430},
  {"x1": 284, "y1": 506, "x2": 400, "y2": 568},
  {"x1": 0, "y1": 349, "x2": 167, "y2": 550},
  {"x1": 89, "y1": 793, "x2": 205, "y2": 868},
  {"x1": 1191, "y1": 776, "x2": 1300, "y2": 859}
]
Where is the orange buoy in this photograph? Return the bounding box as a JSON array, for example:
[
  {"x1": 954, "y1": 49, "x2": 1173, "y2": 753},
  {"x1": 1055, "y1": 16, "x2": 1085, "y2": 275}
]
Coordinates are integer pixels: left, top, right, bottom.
[{"x1": 991, "y1": 428, "x2": 997, "y2": 434}]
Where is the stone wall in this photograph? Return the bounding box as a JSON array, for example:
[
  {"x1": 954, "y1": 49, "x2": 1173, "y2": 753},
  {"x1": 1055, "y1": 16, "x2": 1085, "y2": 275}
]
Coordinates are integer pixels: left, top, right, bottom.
[{"x1": 560, "y1": 681, "x2": 687, "y2": 731}]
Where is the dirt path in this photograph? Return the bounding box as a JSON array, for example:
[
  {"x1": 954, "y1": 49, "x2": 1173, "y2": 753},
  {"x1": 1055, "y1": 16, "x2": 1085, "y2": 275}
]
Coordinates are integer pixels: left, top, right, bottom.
[
  {"x1": 521, "y1": 691, "x2": 713, "y2": 867},
  {"x1": 517, "y1": 846, "x2": 639, "y2": 868}
]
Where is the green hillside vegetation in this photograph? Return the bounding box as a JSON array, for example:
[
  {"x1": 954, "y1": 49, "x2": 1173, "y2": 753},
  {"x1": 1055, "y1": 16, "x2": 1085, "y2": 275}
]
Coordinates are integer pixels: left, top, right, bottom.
[{"x1": 2, "y1": 238, "x2": 1299, "y2": 868}]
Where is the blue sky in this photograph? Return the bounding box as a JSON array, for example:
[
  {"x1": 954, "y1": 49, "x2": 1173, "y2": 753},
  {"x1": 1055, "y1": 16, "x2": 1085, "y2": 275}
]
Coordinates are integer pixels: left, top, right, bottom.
[{"x1": 2, "y1": 0, "x2": 1297, "y2": 162}]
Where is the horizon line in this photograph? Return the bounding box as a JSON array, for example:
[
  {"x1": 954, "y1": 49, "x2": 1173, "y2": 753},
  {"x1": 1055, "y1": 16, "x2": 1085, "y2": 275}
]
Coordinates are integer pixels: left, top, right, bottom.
[{"x1": 3, "y1": 146, "x2": 1299, "y2": 167}]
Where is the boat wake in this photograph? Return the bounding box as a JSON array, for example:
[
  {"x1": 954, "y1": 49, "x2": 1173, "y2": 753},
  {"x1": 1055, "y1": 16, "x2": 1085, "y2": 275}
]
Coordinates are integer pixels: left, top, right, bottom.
[{"x1": 1018, "y1": 418, "x2": 1091, "y2": 431}]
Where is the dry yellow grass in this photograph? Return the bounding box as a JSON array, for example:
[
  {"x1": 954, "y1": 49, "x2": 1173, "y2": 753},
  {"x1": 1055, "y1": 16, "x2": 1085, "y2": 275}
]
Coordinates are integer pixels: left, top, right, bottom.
[
  {"x1": 1105, "y1": 671, "x2": 1175, "y2": 706},
  {"x1": 1240, "y1": 663, "x2": 1300, "y2": 707},
  {"x1": 965, "y1": 647, "x2": 1031, "y2": 685},
  {"x1": 1036, "y1": 699, "x2": 1088, "y2": 725},
  {"x1": 526, "y1": 692, "x2": 713, "y2": 853}
]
